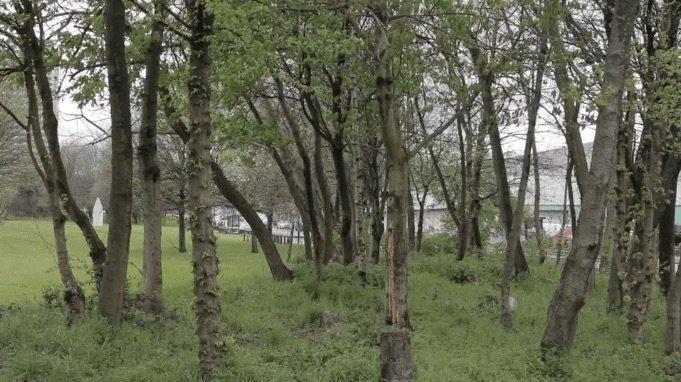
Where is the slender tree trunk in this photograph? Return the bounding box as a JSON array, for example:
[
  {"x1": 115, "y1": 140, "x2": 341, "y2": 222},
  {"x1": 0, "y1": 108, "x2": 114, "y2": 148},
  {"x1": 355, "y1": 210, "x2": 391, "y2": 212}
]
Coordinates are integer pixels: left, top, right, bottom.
[
  {"x1": 19, "y1": 0, "x2": 107, "y2": 289},
  {"x1": 212, "y1": 161, "x2": 292, "y2": 279},
  {"x1": 186, "y1": 1, "x2": 222, "y2": 376},
  {"x1": 666, "y1": 256, "x2": 681, "y2": 353},
  {"x1": 555, "y1": 162, "x2": 571, "y2": 263},
  {"x1": 626, "y1": 122, "x2": 662, "y2": 343},
  {"x1": 138, "y1": 0, "x2": 166, "y2": 315},
  {"x1": 500, "y1": 27, "x2": 546, "y2": 328},
  {"x1": 100, "y1": 0, "x2": 134, "y2": 327},
  {"x1": 474, "y1": 61, "x2": 529, "y2": 275},
  {"x1": 274, "y1": 79, "x2": 325, "y2": 276},
  {"x1": 416, "y1": 186, "x2": 428, "y2": 252},
  {"x1": 532, "y1": 141, "x2": 546, "y2": 263},
  {"x1": 272, "y1": 148, "x2": 314, "y2": 260},
  {"x1": 21, "y1": 57, "x2": 85, "y2": 325},
  {"x1": 373, "y1": 4, "x2": 414, "y2": 380},
  {"x1": 251, "y1": 232, "x2": 258, "y2": 253},
  {"x1": 541, "y1": 0, "x2": 638, "y2": 353},
  {"x1": 178, "y1": 197, "x2": 187, "y2": 253},
  {"x1": 266, "y1": 210, "x2": 273, "y2": 235},
  {"x1": 365, "y1": 139, "x2": 384, "y2": 265},
  {"x1": 164, "y1": 95, "x2": 292, "y2": 281},
  {"x1": 313, "y1": 134, "x2": 338, "y2": 264},
  {"x1": 287, "y1": 223, "x2": 295, "y2": 261},
  {"x1": 659, "y1": 160, "x2": 680, "y2": 295},
  {"x1": 331, "y1": 143, "x2": 358, "y2": 264},
  {"x1": 607, "y1": 119, "x2": 632, "y2": 313},
  {"x1": 407, "y1": 180, "x2": 416, "y2": 252}
]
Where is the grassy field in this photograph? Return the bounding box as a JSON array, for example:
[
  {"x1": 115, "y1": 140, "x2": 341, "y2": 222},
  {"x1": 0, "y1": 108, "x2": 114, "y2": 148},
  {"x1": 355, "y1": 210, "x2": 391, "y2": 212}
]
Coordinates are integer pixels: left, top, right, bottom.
[{"x1": 0, "y1": 219, "x2": 678, "y2": 381}]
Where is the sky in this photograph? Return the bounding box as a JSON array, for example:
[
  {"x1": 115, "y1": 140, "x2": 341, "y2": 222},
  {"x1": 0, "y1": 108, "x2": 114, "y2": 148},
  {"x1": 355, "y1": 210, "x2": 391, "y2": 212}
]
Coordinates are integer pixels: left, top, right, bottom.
[{"x1": 55, "y1": 79, "x2": 596, "y2": 154}]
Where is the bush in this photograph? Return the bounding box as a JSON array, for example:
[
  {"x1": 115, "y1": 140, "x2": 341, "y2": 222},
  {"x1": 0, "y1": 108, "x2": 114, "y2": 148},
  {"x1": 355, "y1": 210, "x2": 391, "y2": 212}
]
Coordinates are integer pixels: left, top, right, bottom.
[
  {"x1": 420, "y1": 234, "x2": 456, "y2": 256},
  {"x1": 41, "y1": 285, "x2": 64, "y2": 308},
  {"x1": 414, "y1": 255, "x2": 502, "y2": 284}
]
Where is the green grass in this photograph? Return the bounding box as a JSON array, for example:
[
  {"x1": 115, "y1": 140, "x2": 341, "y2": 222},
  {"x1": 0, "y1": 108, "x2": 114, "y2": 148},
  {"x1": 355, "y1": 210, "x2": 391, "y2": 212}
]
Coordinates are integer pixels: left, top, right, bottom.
[{"x1": 0, "y1": 219, "x2": 679, "y2": 381}]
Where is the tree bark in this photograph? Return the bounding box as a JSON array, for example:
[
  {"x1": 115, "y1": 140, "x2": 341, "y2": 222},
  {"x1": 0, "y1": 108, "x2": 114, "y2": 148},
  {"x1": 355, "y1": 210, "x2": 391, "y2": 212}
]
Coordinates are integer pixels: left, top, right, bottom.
[
  {"x1": 364, "y1": 136, "x2": 385, "y2": 265},
  {"x1": 659, "y1": 159, "x2": 680, "y2": 295},
  {"x1": 373, "y1": 2, "x2": 414, "y2": 379},
  {"x1": 178, "y1": 194, "x2": 187, "y2": 253},
  {"x1": 626, "y1": 118, "x2": 663, "y2": 343},
  {"x1": 313, "y1": 134, "x2": 338, "y2": 264},
  {"x1": 473, "y1": 59, "x2": 528, "y2": 274},
  {"x1": 186, "y1": 1, "x2": 222, "y2": 376},
  {"x1": 532, "y1": 141, "x2": 546, "y2": 263},
  {"x1": 164, "y1": 94, "x2": 293, "y2": 281},
  {"x1": 274, "y1": 79, "x2": 325, "y2": 276},
  {"x1": 607, "y1": 117, "x2": 632, "y2": 313},
  {"x1": 100, "y1": 0, "x2": 134, "y2": 327},
  {"x1": 331, "y1": 142, "x2": 358, "y2": 264},
  {"x1": 415, "y1": 185, "x2": 428, "y2": 252},
  {"x1": 272, "y1": 147, "x2": 313, "y2": 260},
  {"x1": 379, "y1": 329, "x2": 414, "y2": 382},
  {"x1": 407, "y1": 180, "x2": 416, "y2": 252},
  {"x1": 541, "y1": 0, "x2": 638, "y2": 353},
  {"x1": 500, "y1": 28, "x2": 546, "y2": 329},
  {"x1": 20, "y1": 50, "x2": 85, "y2": 325},
  {"x1": 555, "y1": 161, "x2": 571, "y2": 264},
  {"x1": 19, "y1": 0, "x2": 107, "y2": 289},
  {"x1": 138, "y1": 0, "x2": 166, "y2": 315},
  {"x1": 251, "y1": 232, "x2": 258, "y2": 253}
]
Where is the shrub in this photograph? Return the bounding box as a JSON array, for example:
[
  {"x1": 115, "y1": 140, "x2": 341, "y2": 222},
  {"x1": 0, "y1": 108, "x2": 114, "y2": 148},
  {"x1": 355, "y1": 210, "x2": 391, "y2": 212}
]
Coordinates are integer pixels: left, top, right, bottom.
[
  {"x1": 41, "y1": 285, "x2": 64, "y2": 308},
  {"x1": 414, "y1": 255, "x2": 502, "y2": 284},
  {"x1": 420, "y1": 234, "x2": 456, "y2": 256}
]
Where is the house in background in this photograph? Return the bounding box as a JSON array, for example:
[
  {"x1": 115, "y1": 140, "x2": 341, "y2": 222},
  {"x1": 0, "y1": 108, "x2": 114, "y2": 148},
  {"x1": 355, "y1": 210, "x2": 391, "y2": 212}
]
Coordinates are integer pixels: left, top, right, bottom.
[{"x1": 509, "y1": 143, "x2": 681, "y2": 235}]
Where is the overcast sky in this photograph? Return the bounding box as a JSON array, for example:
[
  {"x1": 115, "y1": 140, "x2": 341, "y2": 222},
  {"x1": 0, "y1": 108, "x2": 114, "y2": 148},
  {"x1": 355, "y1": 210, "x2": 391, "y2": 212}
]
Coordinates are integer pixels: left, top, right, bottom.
[{"x1": 56, "y1": 84, "x2": 596, "y2": 154}]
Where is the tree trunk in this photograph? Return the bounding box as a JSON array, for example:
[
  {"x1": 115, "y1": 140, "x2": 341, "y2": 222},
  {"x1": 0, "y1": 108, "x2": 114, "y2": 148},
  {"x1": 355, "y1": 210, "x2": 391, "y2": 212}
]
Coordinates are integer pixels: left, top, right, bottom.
[
  {"x1": 659, "y1": 159, "x2": 680, "y2": 295},
  {"x1": 164, "y1": 95, "x2": 293, "y2": 281},
  {"x1": 287, "y1": 223, "x2": 295, "y2": 261},
  {"x1": 100, "y1": 0, "x2": 134, "y2": 327},
  {"x1": 407, "y1": 179, "x2": 416, "y2": 252},
  {"x1": 474, "y1": 61, "x2": 529, "y2": 275},
  {"x1": 666, "y1": 257, "x2": 681, "y2": 353},
  {"x1": 416, "y1": 186, "x2": 428, "y2": 252},
  {"x1": 500, "y1": 28, "x2": 546, "y2": 329},
  {"x1": 379, "y1": 329, "x2": 414, "y2": 382},
  {"x1": 541, "y1": 0, "x2": 638, "y2": 353},
  {"x1": 626, "y1": 122, "x2": 662, "y2": 343},
  {"x1": 607, "y1": 118, "x2": 632, "y2": 313},
  {"x1": 272, "y1": 147, "x2": 314, "y2": 261},
  {"x1": 21, "y1": 55, "x2": 85, "y2": 325},
  {"x1": 331, "y1": 143, "x2": 358, "y2": 264},
  {"x1": 275, "y1": 79, "x2": 325, "y2": 276},
  {"x1": 366, "y1": 139, "x2": 385, "y2": 265},
  {"x1": 19, "y1": 0, "x2": 107, "y2": 289},
  {"x1": 210, "y1": 162, "x2": 293, "y2": 280},
  {"x1": 373, "y1": 3, "x2": 414, "y2": 379},
  {"x1": 186, "y1": 1, "x2": 222, "y2": 376},
  {"x1": 138, "y1": 0, "x2": 166, "y2": 315},
  {"x1": 251, "y1": 232, "x2": 258, "y2": 253},
  {"x1": 313, "y1": 134, "x2": 338, "y2": 264},
  {"x1": 178, "y1": 197, "x2": 187, "y2": 253},
  {"x1": 555, "y1": 161, "x2": 571, "y2": 263},
  {"x1": 532, "y1": 141, "x2": 546, "y2": 263}
]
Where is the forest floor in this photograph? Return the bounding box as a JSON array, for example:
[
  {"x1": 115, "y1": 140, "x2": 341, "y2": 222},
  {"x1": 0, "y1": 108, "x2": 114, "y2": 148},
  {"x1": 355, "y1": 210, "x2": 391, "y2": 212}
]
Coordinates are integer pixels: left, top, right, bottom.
[{"x1": 0, "y1": 219, "x2": 678, "y2": 381}]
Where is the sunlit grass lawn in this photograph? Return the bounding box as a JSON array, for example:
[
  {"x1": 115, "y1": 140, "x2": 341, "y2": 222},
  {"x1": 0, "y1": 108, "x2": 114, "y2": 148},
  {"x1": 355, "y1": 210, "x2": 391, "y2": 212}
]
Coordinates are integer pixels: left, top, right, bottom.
[{"x1": 0, "y1": 219, "x2": 678, "y2": 381}]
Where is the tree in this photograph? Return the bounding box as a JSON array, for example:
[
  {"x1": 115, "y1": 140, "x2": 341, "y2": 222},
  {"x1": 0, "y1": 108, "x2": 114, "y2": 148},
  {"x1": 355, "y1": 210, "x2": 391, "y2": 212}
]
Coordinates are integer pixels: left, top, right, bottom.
[
  {"x1": 371, "y1": 1, "x2": 415, "y2": 380},
  {"x1": 99, "y1": 0, "x2": 135, "y2": 327},
  {"x1": 185, "y1": 0, "x2": 222, "y2": 376},
  {"x1": 541, "y1": 0, "x2": 639, "y2": 354},
  {"x1": 137, "y1": 0, "x2": 167, "y2": 315}
]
